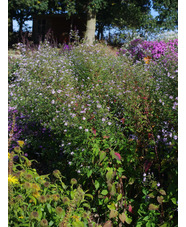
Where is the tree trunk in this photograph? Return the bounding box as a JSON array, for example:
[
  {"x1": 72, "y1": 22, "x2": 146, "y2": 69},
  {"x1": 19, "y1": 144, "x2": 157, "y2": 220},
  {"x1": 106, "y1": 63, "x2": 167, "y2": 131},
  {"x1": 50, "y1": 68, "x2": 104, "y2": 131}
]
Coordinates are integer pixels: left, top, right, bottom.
[{"x1": 84, "y1": 10, "x2": 96, "y2": 45}]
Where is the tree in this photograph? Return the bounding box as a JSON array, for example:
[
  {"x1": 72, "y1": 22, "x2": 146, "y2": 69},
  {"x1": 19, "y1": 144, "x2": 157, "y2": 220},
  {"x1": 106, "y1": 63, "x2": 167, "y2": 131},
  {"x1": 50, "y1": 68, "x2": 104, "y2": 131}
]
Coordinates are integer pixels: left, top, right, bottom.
[
  {"x1": 8, "y1": 0, "x2": 49, "y2": 36},
  {"x1": 152, "y1": 0, "x2": 178, "y2": 30},
  {"x1": 96, "y1": 0, "x2": 153, "y2": 41},
  {"x1": 60, "y1": 0, "x2": 153, "y2": 44}
]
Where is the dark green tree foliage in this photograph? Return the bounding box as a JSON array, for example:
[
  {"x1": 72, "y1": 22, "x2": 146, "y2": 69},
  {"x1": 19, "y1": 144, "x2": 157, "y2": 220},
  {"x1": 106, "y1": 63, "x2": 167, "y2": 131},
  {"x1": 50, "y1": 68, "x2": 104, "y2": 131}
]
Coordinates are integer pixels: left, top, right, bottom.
[
  {"x1": 8, "y1": 0, "x2": 49, "y2": 35},
  {"x1": 8, "y1": 0, "x2": 178, "y2": 44},
  {"x1": 152, "y1": 0, "x2": 178, "y2": 30},
  {"x1": 96, "y1": 0, "x2": 154, "y2": 40}
]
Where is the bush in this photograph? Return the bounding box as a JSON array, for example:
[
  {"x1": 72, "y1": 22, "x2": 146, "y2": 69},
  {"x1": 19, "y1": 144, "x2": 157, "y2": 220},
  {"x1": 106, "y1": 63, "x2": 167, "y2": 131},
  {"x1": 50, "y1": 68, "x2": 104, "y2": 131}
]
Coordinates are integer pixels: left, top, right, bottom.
[
  {"x1": 8, "y1": 40, "x2": 178, "y2": 226},
  {"x1": 8, "y1": 141, "x2": 98, "y2": 226}
]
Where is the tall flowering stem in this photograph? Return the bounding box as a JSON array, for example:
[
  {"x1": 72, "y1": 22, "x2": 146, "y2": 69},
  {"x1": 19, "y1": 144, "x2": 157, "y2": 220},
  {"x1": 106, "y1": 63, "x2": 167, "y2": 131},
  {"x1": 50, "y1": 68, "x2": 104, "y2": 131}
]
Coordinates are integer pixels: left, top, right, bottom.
[{"x1": 8, "y1": 114, "x2": 16, "y2": 175}]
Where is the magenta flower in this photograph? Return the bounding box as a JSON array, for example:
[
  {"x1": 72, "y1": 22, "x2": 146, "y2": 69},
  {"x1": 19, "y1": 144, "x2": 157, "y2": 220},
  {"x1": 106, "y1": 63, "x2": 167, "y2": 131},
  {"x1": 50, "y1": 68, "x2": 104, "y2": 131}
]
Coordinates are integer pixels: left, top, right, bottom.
[{"x1": 115, "y1": 152, "x2": 121, "y2": 161}]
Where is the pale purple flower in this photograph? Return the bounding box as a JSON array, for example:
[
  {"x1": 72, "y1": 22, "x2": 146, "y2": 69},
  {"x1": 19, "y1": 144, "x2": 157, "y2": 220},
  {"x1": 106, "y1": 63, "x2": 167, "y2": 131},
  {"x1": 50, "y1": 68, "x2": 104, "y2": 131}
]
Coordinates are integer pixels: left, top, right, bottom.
[
  {"x1": 79, "y1": 126, "x2": 82, "y2": 129},
  {"x1": 108, "y1": 122, "x2": 112, "y2": 125},
  {"x1": 51, "y1": 89, "x2": 55, "y2": 94},
  {"x1": 51, "y1": 100, "x2": 55, "y2": 104},
  {"x1": 157, "y1": 182, "x2": 160, "y2": 187},
  {"x1": 102, "y1": 118, "x2": 106, "y2": 122},
  {"x1": 85, "y1": 129, "x2": 89, "y2": 132},
  {"x1": 82, "y1": 117, "x2": 86, "y2": 120}
]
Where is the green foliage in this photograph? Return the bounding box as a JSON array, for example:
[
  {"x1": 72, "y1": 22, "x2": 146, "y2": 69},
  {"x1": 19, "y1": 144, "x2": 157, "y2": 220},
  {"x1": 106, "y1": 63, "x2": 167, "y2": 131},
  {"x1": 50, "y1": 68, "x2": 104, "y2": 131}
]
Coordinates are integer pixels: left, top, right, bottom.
[
  {"x1": 152, "y1": 0, "x2": 178, "y2": 30},
  {"x1": 8, "y1": 0, "x2": 49, "y2": 34},
  {"x1": 9, "y1": 39, "x2": 178, "y2": 226},
  {"x1": 8, "y1": 142, "x2": 97, "y2": 226}
]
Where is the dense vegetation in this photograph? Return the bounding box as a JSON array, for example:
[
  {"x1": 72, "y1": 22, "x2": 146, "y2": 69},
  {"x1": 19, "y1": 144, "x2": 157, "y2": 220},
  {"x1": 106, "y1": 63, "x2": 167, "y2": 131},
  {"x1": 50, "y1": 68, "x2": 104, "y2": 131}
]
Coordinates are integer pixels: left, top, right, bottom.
[{"x1": 8, "y1": 37, "x2": 178, "y2": 226}]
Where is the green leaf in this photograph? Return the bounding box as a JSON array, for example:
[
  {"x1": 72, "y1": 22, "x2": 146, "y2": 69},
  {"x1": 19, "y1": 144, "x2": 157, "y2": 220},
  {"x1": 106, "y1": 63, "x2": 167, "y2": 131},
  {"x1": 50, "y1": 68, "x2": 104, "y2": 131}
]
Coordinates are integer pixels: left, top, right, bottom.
[
  {"x1": 99, "y1": 151, "x2": 106, "y2": 162},
  {"x1": 128, "y1": 178, "x2": 135, "y2": 185},
  {"x1": 95, "y1": 180, "x2": 100, "y2": 190},
  {"x1": 157, "y1": 196, "x2": 164, "y2": 204},
  {"x1": 126, "y1": 216, "x2": 132, "y2": 224},
  {"x1": 106, "y1": 169, "x2": 114, "y2": 182},
  {"x1": 85, "y1": 194, "x2": 93, "y2": 200},
  {"x1": 103, "y1": 220, "x2": 113, "y2": 227},
  {"x1": 171, "y1": 197, "x2": 177, "y2": 205},
  {"x1": 29, "y1": 195, "x2": 37, "y2": 205},
  {"x1": 148, "y1": 203, "x2": 159, "y2": 211},
  {"x1": 104, "y1": 197, "x2": 109, "y2": 204},
  {"x1": 49, "y1": 220, "x2": 54, "y2": 226},
  {"x1": 87, "y1": 169, "x2": 93, "y2": 178},
  {"x1": 109, "y1": 209, "x2": 118, "y2": 218},
  {"x1": 107, "y1": 203, "x2": 116, "y2": 210},
  {"x1": 82, "y1": 203, "x2": 90, "y2": 208},
  {"x1": 47, "y1": 203, "x2": 52, "y2": 214},
  {"x1": 151, "y1": 181, "x2": 158, "y2": 188},
  {"x1": 159, "y1": 189, "x2": 166, "y2": 195},
  {"x1": 160, "y1": 223, "x2": 168, "y2": 227},
  {"x1": 101, "y1": 190, "x2": 108, "y2": 196},
  {"x1": 117, "y1": 167, "x2": 124, "y2": 173},
  {"x1": 148, "y1": 192, "x2": 156, "y2": 198},
  {"x1": 110, "y1": 185, "x2": 116, "y2": 196},
  {"x1": 119, "y1": 212, "x2": 126, "y2": 223},
  {"x1": 117, "y1": 193, "x2": 123, "y2": 201},
  {"x1": 71, "y1": 191, "x2": 75, "y2": 199}
]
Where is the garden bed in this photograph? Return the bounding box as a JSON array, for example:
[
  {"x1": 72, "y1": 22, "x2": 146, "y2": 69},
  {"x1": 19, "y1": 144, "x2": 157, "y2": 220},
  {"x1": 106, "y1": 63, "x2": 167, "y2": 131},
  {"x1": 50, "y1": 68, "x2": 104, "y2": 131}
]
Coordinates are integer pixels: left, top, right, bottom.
[{"x1": 8, "y1": 39, "x2": 178, "y2": 226}]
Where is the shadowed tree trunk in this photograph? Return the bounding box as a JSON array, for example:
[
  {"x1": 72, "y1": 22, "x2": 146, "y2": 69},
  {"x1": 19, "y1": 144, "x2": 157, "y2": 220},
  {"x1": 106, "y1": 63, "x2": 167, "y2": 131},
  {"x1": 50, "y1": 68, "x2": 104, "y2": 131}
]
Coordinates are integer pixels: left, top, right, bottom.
[{"x1": 84, "y1": 10, "x2": 96, "y2": 44}]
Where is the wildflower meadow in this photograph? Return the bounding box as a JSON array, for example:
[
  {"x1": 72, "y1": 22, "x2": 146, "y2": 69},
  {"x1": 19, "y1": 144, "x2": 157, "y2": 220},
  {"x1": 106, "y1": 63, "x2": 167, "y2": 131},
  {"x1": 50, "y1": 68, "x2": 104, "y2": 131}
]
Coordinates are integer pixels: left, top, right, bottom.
[{"x1": 8, "y1": 37, "x2": 178, "y2": 226}]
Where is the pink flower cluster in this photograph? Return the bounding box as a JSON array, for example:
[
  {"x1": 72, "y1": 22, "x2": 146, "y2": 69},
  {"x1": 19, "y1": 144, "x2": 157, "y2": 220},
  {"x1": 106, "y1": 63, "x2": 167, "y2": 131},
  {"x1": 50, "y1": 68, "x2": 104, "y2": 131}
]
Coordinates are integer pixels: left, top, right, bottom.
[{"x1": 119, "y1": 39, "x2": 178, "y2": 61}]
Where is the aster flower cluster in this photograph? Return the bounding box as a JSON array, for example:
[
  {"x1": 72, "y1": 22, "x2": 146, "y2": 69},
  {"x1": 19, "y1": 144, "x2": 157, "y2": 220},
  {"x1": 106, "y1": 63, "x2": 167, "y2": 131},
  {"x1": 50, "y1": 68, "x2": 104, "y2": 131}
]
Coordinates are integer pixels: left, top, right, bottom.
[{"x1": 119, "y1": 38, "x2": 178, "y2": 63}]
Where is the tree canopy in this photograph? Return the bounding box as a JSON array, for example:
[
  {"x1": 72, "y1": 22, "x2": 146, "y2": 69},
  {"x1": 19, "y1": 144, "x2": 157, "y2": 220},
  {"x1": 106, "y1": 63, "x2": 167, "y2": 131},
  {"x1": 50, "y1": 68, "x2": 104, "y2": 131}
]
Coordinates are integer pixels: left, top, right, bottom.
[
  {"x1": 152, "y1": 0, "x2": 178, "y2": 30},
  {"x1": 8, "y1": 0, "x2": 178, "y2": 44}
]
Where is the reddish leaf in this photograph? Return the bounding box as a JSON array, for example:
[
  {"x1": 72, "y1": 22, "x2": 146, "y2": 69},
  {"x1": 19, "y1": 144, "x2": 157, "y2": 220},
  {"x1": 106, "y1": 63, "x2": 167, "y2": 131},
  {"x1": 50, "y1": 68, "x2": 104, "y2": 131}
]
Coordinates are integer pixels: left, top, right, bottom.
[
  {"x1": 115, "y1": 152, "x2": 121, "y2": 161},
  {"x1": 144, "y1": 160, "x2": 152, "y2": 173},
  {"x1": 128, "y1": 204, "x2": 133, "y2": 213},
  {"x1": 103, "y1": 220, "x2": 113, "y2": 227},
  {"x1": 92, "y1": 128, "x2": 96, "y2": 136},
  {"x1": 89, "y1": 115, "x2": 95, "y2": 120},
  {"x1": 121, "y1": 118, "x2": 125, "y2": 124},
  {"x1": 148, "y1": 133, "x2": 153, "y2": 139}
]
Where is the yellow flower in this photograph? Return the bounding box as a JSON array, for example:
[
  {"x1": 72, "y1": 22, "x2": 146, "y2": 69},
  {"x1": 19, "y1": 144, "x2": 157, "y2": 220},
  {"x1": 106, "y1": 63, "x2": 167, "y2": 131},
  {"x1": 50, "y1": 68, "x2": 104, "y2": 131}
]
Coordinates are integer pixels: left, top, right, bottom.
[
  {"x1": 144, "y1": 56, "x2": 151, "y2": 64},
  {"x1": 19, "y1": 216, "x2": 24, "y2": 219},
  {"x1": 8, "y1": 175, "x2": 19, "y2": 184},
  {"x1": 31, "y1": 183, "x2": 41, "y2": 192},
  {"x1": 32, "y1": 191, "x2": 41, "y2": 198},
  {"x1": 8, "y1": 153, "x2": 10, "y2": 160},
  {"x1": 72, "y1": 215, "x2": 80, "y2": 222},
  {"x1": 17, "y1": 140, "x2": 24, "y2": 148}
]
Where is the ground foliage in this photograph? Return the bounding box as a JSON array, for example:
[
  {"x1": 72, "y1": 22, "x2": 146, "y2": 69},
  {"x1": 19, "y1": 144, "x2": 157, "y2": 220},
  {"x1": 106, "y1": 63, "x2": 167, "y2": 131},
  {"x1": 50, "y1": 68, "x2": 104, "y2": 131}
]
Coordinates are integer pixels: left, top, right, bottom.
[{"x1": 8, "y1": 39, "x2": 178, "y2": 226}]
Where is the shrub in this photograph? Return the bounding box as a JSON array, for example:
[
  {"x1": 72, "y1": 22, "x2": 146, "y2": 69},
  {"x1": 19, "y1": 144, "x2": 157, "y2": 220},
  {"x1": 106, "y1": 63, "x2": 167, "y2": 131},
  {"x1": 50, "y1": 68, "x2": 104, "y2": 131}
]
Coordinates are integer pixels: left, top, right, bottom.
[
  {"x1": 8, "y1": 141, "x2": 98, "y2": 226},
  {"x1": 8, "y1": 40, "x2": 178, "y2": 226}
]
